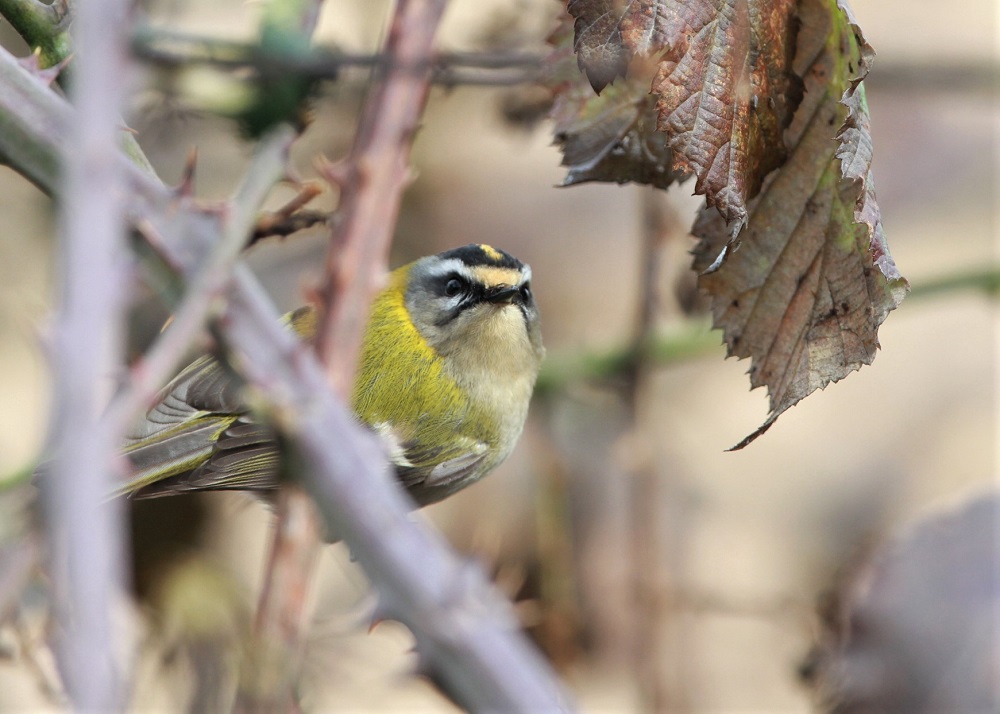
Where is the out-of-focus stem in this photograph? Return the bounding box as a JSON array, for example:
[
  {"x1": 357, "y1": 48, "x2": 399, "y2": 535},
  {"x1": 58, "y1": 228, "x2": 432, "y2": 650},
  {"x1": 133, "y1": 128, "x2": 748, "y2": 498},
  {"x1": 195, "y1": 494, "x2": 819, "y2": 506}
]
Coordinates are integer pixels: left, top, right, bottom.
[
  {"x1": 246, "y1": 3, "x2": 450, "y2": 704},
  {"x1": 0, "y1": 43, "x2": 67, "y2": 193},
  {"x1": 627, "y1": 189, "x2": 686, "y2": 712},
  {"x1": 233, "y1": 2, "x2": 327, "y2": 712},
  {"x1": 42, "y1": 0, "x2": 131, "y2": 708},
  {"x1": 105, "y1": 127, "x2": 295, "y2": 445}
]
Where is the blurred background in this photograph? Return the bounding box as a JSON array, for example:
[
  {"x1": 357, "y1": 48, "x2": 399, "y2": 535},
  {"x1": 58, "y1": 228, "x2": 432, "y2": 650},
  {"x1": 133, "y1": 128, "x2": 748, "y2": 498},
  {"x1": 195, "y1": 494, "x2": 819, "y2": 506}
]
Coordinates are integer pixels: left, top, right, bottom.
[{"x1": 0, "y1": 0, "x2": 996, "y2": 710}]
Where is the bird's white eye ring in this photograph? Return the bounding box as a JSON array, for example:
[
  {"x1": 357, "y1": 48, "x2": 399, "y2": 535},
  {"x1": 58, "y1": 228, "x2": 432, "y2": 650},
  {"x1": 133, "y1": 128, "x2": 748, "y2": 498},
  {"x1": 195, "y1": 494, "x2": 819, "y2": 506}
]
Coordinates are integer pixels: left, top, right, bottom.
[{"x1": 519, "y1": 283, "x2": 532, "y2": 303}]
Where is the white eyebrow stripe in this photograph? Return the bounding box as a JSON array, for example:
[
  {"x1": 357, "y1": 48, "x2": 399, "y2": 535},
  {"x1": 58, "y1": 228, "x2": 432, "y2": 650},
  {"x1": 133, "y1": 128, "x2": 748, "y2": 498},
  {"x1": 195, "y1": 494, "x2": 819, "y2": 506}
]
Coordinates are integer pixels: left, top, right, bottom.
[
  {"x1": 424, "y1": 258, "x2": 477, "y2": 281},
  {"x1": 423, "y1": 256, "x2": 531, "y2": 291}
]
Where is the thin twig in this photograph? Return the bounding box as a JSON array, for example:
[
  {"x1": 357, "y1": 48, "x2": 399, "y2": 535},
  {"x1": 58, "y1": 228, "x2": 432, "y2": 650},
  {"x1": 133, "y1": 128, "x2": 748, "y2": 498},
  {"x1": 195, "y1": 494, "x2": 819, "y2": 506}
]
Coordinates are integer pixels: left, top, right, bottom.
[
  {"x1": 627, "y1": 189, "x2": 681, "y2": 712},
  {"x1": 131, "y1": 26, "x2": 544, "y2": 85},
  {"x1": 250, "y1": 208, "x2": 329, "y2": 244},
  {"x1": 313, "y1": 0, "x2": 446, "y2": 393},
  {"x1": 104, "y1": 126, "x2": 295, "y2": 442},
  {"x1": 239, "y1": 0, "x2": 566, "y2": 706},
  {"x1": 249, "y1": 182, "x2": 327, "y2": 245},
  {"x1": 41, "y1": 0, "x2": 131, "y2": 707},
  {"x1": 245, "y1": 0, "x2": 451, "y2": 707},
  {"x1": 239, "y1": 485, "x2": 322, "y2": 713},
  {"x1": 236, "y1": 3, "x2": 328, "y2": 712},
  {"x1": 130, "y1": 25, "x2": 1000, "y2": 93}
]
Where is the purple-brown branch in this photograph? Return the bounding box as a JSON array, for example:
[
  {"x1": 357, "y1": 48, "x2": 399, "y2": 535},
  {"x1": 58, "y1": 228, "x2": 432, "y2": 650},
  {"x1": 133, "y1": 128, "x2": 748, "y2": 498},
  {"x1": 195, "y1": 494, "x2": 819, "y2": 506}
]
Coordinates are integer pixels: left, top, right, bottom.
[
  {"x1": 313, "y1": 0, "x2": 446, "y2": 395},
  {"x1": 246, "y1": 2, "x2": 448, "y2": 706},
  {"x1": 41, "y1": 0, "x2": 131, "y2": 708},
  {"x1": 105, "y1": 128, "x2": 295, "y2": 443},
  {"x1": 240, "y1": 485, "x2": 323, "y2": 713}
]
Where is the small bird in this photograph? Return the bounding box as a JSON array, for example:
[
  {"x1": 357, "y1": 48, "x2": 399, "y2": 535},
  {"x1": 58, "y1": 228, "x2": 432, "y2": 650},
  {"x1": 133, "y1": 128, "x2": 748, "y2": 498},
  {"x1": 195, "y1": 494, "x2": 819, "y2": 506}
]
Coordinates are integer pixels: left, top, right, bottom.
[{"x1": 120, "y1": 244, "x2": 544, "y2": 507}]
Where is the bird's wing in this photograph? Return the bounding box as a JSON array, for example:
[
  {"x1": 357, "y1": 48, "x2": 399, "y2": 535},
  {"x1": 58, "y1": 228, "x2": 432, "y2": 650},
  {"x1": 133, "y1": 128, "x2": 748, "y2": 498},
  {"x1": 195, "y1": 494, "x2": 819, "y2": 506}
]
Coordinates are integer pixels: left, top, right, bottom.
[
  {"x1": 120, "y1": 355, "x2": 279, "y2": 497},
  {"x1": 130, "y1": 417, "x2": 280, "y2": 497},
  {"x1": 125, "y1": 354, "x2": 246, "y2": 439},
  {"x1": 372, "y1": 422, "x2": 489, "y2": 506}
]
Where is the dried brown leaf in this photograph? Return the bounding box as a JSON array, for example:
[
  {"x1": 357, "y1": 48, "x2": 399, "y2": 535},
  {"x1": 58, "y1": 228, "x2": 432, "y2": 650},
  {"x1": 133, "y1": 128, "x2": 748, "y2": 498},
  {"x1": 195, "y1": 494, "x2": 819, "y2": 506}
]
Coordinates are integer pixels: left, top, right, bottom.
[
  {"x1": 566, "y1": 0, "x2": 802, "y2": 228},
  {"x1": 692, "y1": 0, "x2": 907, "y2": 448},
  {"x1": 651, "y1": 0, "x2": 801, "y2": 230},
  {"x1": 553, "y1": 78, "x2": 682, "y2": 189},
  {"x1": 566, "y1": 0, "x2": 633, "y2": 93},
  {"x1": 548, "y1": 18, "x2": 687, "y2": 188}
]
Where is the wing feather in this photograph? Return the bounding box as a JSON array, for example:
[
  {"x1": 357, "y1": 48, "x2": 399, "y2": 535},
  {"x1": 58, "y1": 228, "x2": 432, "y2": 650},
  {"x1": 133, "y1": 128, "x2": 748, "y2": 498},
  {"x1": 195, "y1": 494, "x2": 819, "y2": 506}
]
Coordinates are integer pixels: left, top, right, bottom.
[
  {"x1": 121, "y1": 354, "x2": 277, "y2": 498},
  {"x1": 374, "y1": 423, "x2": 489, "y2": 505}
]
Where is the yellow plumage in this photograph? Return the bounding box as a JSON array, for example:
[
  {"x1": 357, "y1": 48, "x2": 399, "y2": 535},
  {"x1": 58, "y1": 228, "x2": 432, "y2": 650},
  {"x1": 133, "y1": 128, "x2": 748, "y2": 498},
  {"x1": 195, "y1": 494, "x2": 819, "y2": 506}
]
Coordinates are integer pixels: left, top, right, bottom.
[{"x1": 120, "y1": 244, "x2": 544, "y2": 507}]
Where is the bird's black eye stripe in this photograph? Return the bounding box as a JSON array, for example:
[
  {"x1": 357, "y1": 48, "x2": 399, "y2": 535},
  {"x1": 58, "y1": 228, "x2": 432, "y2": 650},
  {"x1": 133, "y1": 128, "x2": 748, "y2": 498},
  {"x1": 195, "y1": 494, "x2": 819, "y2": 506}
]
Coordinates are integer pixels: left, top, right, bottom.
[{"x1": 433, "y1": 274, "x2": 477, "y2": 326}]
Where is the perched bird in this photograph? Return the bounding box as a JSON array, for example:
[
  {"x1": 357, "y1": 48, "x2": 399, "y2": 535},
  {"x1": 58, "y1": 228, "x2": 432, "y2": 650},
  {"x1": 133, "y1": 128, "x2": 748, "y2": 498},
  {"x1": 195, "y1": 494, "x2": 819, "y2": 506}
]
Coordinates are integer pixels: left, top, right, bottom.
[{"x1": 120, "y1": 244, "x2": 544, "y2": 507}]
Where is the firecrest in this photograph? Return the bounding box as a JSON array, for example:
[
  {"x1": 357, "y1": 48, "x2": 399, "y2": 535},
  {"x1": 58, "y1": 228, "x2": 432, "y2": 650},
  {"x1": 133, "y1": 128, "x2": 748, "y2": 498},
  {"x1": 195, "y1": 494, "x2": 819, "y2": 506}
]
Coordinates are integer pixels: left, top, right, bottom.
[{"x1": 120, "y1": 244, "x2": 544, "y2": 507}]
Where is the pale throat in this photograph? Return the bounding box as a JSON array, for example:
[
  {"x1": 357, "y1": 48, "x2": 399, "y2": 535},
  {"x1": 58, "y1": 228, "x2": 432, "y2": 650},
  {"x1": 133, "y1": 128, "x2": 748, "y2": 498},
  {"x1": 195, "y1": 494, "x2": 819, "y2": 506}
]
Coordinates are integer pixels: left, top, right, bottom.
[{"x1": 444, "y1": 305, "x2": 539, "y2": 405}]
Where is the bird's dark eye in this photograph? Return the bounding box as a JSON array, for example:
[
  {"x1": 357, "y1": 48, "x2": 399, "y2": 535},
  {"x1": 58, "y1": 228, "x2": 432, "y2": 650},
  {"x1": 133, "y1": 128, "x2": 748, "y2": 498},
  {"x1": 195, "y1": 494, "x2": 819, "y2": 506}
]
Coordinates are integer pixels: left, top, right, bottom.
[
  {"x1": 519, "y1": 283, "x2": 532, "y2": 303},
  {"x1": 444, "y1": 277, "x2": 465, "y2": 297}
]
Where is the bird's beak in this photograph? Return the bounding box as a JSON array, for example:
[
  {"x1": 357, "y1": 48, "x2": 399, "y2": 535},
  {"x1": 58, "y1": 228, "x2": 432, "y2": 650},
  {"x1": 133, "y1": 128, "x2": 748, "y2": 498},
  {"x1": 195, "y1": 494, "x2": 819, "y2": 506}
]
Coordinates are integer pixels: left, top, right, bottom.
[{"x1": 484, "y1": 285, "x2": 519, "y2": 304}]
